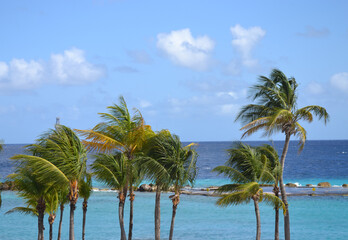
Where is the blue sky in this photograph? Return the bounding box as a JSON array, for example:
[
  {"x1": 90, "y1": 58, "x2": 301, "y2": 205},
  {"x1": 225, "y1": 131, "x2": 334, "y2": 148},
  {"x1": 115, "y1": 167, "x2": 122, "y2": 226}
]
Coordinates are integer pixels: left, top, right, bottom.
[{"x1": 1, "y1": 0, "x2": 348, "y2": 143}]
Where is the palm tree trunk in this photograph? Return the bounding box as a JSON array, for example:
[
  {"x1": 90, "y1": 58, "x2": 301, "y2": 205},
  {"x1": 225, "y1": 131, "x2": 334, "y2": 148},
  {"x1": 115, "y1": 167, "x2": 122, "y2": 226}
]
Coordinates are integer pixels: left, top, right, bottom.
[
  {"x1": 69, "y1": 202, "x2": 76, "y2": 240},
  {"x1": 57, "y1": 203, "x2": 64, "y2": 240},
  {"x1": 169, "y1": 193, "x2": 180, "y2": 240},
  {"x1": 273, "y1": 185, "x2": 280, "y2": 240},
  {"x1": 69, "y1": 181, "x2": 79, "y2": 240},
  {"x1": 49, "y1": 223, "x2": 53, "y2": 240},
  {"x1": 128, "y1": 186, "x2": 135, "y2": 240},
  {"x1": 279, "y1": 133, "x2": 291, "y2": 240},
  {"x1": 253, "y1": 198, "x2": 261, "y2": 240},
  {"x1": 82, "y1": 199, "x2": 87, "y2": 240},
  {"x1": 118, "y1": 191, "x2": 127, "y2": 240},
  {"x1": 48, "y1": 214, "x2": 56, "y2": 240},
  {"x1": 275, "y1": 207, "x2": 279, "y2": 240},
  {"x1": 155, "y1": 185, "x2": 161, "y2": 240},
  {"x1": 37, "y1": 197, "x2": 45, "y2": 240}
]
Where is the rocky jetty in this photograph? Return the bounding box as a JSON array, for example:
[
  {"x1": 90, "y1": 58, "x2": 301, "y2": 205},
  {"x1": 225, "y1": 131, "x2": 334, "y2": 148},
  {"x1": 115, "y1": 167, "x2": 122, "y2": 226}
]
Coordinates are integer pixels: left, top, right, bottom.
[
  {"x1": 318, "y1": 182, "x2": 331, "y2": 187},
  {"x1": 286, "y1": 183, "x2": 297, "y2": 187}
]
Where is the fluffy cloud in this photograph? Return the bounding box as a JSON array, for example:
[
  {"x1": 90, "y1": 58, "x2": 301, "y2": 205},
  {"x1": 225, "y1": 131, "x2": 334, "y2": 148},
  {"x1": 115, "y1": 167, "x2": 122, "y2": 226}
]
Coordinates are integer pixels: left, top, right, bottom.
[
  {"x1": 0, "y1": 48, "x2": 105, "y2": 91},
  {"x1": 330, "y1": 72, "x2": 348, "y2": 92},
  {"x1": 157, "y1": 28, "x2": 214, "y2": 71},
  {"x1": 50, "y1": 48, "x2": 105, "y2": 85},
  {"x1": 0, "y1": 59, "x2": 44, "y2": 90},
  {"x1": 230, "y1": 24, "x2": 265, "y2": 68}
]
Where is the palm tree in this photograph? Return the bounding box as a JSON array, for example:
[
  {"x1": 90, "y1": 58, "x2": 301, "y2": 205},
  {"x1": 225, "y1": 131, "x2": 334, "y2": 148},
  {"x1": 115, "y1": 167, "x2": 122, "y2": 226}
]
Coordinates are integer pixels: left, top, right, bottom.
[
  {"x1": 153, "y1": 133, "x2": 198, "y2": 240},
  {"x1": 57, "y1": 187, "x2": 70, "y2": 240},
  {"x1": 138, "y1": 130, "x2": 173, "y2": 240},
  {"x1": 12, "y1": 125, "x2": 88, "y2": 240},
  {"x1": 235, "y1": 69, "x2": 329, "y2": 240},
  {"x1": 91, "y1": 153, "x2": 128, "y2": 240},
  {"x1": 7, "y1": 165, "x2": 51, "y2": 240},
  {"x1": 79, "y1": 173, "x2": 93, "y2": 240},
  {"x1": 213, "y1": 143, "x2": 284, "y2": 240},
  {"x1": 257, "y1": 144, "x2": 282, "y2": 240},
  {"x1": 77, "y1": 96, "x2": 153, "y2": 240},
  {"x1": 45, "y1": 190, "x2": 59, "y2": 240}
]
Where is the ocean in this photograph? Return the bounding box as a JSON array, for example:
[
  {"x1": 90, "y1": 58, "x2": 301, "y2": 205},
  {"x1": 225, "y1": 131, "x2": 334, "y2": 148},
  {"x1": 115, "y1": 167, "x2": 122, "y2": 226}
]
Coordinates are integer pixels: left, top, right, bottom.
[{"x1": 0, "y1": 140, "x2": 348, "y2": 239}]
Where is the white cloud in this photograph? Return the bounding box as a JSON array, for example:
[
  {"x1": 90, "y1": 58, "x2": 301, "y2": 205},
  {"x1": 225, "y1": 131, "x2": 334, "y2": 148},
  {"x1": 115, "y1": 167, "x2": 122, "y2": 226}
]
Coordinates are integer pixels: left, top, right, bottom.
[
  {"x1": 0, "y1": 48, "x2": 105, "y2": 91},
  {"x1": 0, "y1": 59, "x2": 44, "y2": 90},
  {"x1": 230, "y1": 24, "x2": 265, "y2": 67},
  {"x1": 157, "y1": 28, "x2": 214, "y2": 71},
  {"x1": 50, "y1": 48, "x2": 105, "y2": 85},
  {"x1": 330, "y1": 72, "x2": 348, "y2": 92}
]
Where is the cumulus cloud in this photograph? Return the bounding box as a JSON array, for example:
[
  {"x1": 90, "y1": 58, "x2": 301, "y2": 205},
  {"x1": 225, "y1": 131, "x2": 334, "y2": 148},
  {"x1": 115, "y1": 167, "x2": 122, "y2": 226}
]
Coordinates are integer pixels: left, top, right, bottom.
[
  {"x1": 330, "y1": 72, "x2": 348, "y2": 92},
  {"x1": 0, "y1": 59, "x2": 44, "y2": 90},
  {"x1": 50, "y1": 48, "x2": 105, "y2": 85},
  {"x1": 297, "y1": 26, "x2": 330, "y2": 38},
  {"x1": 230, "y1": 24, "x2": 266, "y2": 68},
  {"x1": 0, "y1": 48, "x2": 105, "y2": 91},
  {"x1": 157, "y1": 28, "x2": 214, "y2": 71}
]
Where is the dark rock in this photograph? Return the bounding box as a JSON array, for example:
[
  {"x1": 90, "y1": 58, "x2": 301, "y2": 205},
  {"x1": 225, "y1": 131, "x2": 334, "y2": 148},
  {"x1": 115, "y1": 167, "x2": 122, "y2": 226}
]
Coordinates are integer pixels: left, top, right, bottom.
[
  {"x1": 342, "y1": 184, "x2": 348, "y2": 188},
  {"x1": 306, "y1": 184, "x2": 314, "y2": 187},
  {"x1": 286, "y1": 183, "x2": 297, "y2": 187},
  {"x1": 138, "y1": 184, "x2": 153, "y2": 192},
  {"x1": 318, "y1": 182, "x2": 331, "y2": 187}
]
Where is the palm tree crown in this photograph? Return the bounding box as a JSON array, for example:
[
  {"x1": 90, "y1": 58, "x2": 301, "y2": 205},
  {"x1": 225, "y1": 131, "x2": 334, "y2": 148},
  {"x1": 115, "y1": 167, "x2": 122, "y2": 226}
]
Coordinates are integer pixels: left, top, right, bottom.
[{"x1": 236, "y1": 69, "x2": 329, "y2": 150}]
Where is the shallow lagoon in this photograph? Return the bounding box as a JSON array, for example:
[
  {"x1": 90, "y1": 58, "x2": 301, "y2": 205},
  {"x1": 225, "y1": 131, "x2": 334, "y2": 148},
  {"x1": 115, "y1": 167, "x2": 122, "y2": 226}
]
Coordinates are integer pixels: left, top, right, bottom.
[{"x1": 1, "y1": 191, "x2": 348, "y2": 240}]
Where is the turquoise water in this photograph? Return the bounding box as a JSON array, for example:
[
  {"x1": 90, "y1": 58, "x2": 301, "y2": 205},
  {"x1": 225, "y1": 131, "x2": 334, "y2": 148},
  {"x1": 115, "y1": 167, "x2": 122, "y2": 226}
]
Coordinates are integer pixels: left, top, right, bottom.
[
  {"x1": 1, "y1": 191, "x2": 348, "y2": 240},
  {"x1": 1, "y1": 141, "x2": 348, "y2": 239}
]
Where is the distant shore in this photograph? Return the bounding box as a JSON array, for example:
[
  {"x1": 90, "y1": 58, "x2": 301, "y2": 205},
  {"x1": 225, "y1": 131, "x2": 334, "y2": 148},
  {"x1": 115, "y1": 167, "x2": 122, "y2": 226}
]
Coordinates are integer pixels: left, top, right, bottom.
[{"x1": 3, "y1": 181, "x2": 348, "y2": 197}]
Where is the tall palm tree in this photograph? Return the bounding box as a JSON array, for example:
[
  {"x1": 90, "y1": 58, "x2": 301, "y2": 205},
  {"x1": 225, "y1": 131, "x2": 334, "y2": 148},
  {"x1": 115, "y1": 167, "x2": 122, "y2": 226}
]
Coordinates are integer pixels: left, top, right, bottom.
[
  {"x1": 91, "y1": 153, "x2": 128, "y2": 240},
  {"x1": 153, "y1": 133, "x2": 198, "y2": 240},
  {"x1": 79, "y1": 173, "x2": 93, "y2": 240},
  {"x1": 57, "y1": 186, "x2": 69, "y2": 240},
  {"x1": 12, "y1": 125, "x2": 88, "y2": 240},
  {"x1": 138, "y1": 130, "x2": 173, "y2": 240},
  {"x1": 213, "y1": 143, "x2": 284, "y2": 240},
  {"x1": 257, "y1": 144, "x2": 282, "y2": 240},
  {"x1": 7, "y1": 165, "x2": 52, "y2": 240},
  {"x1": 77, "y1": 96, "x2": 153, "y2": 240},
  {"x1": 45, "y1": 190, "x2": 59, "y2": 240},
  {"x1": 235, "y1": 69, "x2": 329, "y2": 240}
]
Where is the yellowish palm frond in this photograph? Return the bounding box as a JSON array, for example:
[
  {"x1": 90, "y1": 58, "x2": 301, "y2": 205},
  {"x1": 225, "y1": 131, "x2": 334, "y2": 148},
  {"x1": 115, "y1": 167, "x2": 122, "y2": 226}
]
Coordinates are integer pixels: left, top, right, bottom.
[
  {"x1": 76, "y1": 129, "x2": 125, "y2": 153},
  {"x1": 294, "y1": 122, "x2": 306, "y2": 152}
]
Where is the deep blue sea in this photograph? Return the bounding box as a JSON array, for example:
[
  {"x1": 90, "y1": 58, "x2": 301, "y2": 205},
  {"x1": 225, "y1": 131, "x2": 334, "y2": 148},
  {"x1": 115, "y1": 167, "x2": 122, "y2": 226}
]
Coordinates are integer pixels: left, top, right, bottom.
[{"x1": 1, "y1": 140, "x2": 348, "y2": 239}]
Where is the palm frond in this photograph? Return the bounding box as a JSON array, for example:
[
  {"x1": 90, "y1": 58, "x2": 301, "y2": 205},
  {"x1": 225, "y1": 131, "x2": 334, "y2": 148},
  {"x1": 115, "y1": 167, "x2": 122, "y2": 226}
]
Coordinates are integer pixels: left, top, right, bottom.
[{"x1": 6, "y1": 207, "x2": 38, "y2": 216}]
